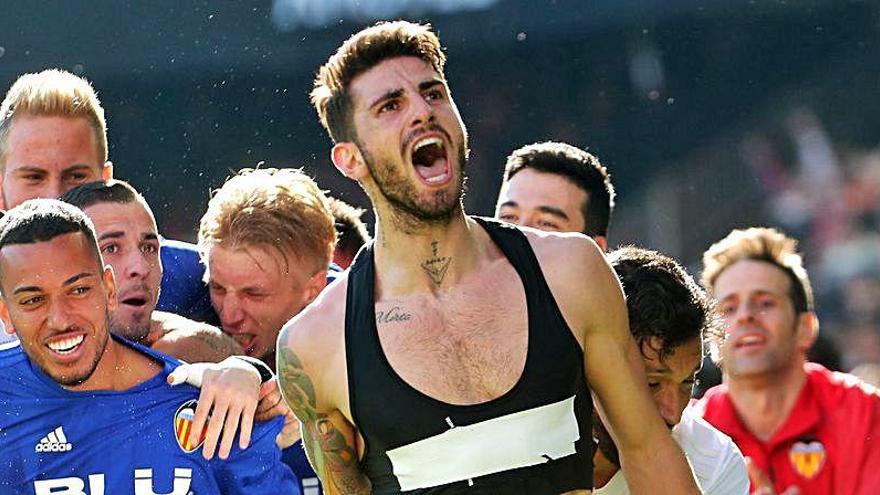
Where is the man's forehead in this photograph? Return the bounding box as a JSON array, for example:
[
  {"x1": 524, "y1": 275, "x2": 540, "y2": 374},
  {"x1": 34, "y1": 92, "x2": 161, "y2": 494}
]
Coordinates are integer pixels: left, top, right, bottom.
[
  {"x1": 714, "y1": 259, "x2": 791, "y2": 300},
  {"x1": 350, "y1": 57, "x2": 444, "y2": 107},
  {"x1": 644, "y1": 337, "x2": 703, "y2": 374},
  {"x1": 85, "y1": 200, "x2": 156, "y2": 231},
  {"x1": 0, "y1": 235, "x2": 100, "y2": 287}
]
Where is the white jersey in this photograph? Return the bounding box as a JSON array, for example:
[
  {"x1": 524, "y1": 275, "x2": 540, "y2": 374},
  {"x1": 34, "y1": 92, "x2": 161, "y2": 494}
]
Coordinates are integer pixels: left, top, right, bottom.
[{"x1": 594, "y1": 408, "x2": 749, "y2": 495}]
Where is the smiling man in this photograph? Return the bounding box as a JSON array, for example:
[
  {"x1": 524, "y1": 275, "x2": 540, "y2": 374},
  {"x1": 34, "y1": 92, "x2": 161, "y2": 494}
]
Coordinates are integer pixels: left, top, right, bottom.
[
  {"x1": 695, "y1": 227, "x2": 880, "y2": 494},
  {"x1": 0, "y1": 199, "x2": 296, "y2": 493}
]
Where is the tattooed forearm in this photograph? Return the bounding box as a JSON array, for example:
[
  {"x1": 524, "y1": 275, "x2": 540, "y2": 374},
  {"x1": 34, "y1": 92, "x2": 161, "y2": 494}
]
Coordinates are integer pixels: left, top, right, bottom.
[
  {"x1": 420, "y1": 240, "x2": 451, "y2": 285},
  {"x1": 278, "y1": 347, "x2": 371, "y2": 494},
  {"x1": 308, "y1": 417, "x2": 371, "y2": 494}
]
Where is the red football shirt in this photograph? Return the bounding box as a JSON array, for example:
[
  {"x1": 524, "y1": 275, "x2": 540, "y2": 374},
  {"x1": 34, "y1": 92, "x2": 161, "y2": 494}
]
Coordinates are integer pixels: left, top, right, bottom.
[{"x1": 696, "y1": 364, "x2": 880, "y2": 495}]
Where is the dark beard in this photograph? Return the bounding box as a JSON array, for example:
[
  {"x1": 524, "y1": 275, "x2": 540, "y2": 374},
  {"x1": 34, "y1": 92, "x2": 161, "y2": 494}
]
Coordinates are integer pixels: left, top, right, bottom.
[
  {"x1": 109, "y1": 314, "x2": 151, "y2": 344},
  {"x1": 358, "y1": 132, "x2": 468, "y2": 233}
]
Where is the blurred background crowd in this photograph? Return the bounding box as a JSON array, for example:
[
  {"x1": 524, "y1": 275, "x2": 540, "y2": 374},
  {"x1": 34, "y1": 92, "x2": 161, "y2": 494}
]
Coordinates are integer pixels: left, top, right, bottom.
[{"x1": 2, "y1": 0, "x2": 879, "y2": 375}]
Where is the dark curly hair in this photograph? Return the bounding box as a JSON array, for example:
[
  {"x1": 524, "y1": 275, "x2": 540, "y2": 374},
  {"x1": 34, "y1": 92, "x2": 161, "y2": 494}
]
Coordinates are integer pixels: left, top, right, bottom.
[{"x1": 608, "y1": 246, "x2": 722, "y2": 361}]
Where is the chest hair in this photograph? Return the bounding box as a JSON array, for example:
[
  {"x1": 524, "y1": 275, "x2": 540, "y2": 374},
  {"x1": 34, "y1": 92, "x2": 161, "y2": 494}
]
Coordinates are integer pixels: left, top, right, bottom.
[{"x1": 374, "y1": 265, "x2": 528, "y2": 405}]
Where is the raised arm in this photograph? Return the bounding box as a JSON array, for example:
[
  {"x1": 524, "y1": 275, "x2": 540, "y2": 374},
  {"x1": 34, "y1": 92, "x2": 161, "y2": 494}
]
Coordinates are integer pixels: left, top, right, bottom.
[
  {"x1": 276, "y1": 308, "x2": 371, "y2": 495},
  {"x1": 536, "y1": 233, "x2": 701, "y2": 494}
]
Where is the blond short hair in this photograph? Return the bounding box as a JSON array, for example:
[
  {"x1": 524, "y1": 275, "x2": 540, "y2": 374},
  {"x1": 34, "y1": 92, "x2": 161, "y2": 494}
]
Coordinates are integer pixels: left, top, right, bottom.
[
  {"x1": 198, "y1": 167, "x2": 336, "y2": 275},
  {"x1": 702, "y1": 227, "x2": 814, "y2": 313},
  {"x1": 0, "y1": 69, "x2": 108, "y2": 168}
]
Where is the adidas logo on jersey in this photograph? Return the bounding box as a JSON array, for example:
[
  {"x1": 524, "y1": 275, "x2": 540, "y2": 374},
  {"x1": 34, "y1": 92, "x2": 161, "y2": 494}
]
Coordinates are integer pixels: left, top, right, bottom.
[{"x1": 35, "y1": 426, "x2": 72, "y2": 453}]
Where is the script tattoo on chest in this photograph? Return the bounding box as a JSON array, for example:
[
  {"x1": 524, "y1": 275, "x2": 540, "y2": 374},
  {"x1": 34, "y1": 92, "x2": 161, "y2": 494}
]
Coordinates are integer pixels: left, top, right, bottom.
[
  {"x1": 420, "y1": 241, "x2": 452, "y2": 285},
  {"x1": 376, "y1": 306, "x2": 412, "y2": 324}
]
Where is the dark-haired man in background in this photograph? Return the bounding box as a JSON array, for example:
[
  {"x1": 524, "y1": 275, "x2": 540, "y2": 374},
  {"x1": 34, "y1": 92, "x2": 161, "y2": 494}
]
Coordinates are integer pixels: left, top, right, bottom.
[
  {"x1": 595, "y1": 246, "x2": 747, "y2": 494},
  {"x1": 496, "y1": 141, "x2": 615, "y2": 251}
]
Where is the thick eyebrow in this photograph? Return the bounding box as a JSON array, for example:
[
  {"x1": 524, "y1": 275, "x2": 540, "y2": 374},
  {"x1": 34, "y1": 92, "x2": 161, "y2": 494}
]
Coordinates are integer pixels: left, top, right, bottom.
[
  {"x1": 418, "y1": 79, "x2": 444, "y2": 92},
  {"x1": 9, "y1": 166, "x2": 49, "y2": 176},
  {"x1": 537, "y1": 205, "x2": 570, "y2": 220},
  {"x1": 498, "y1": 200, "x2": 519, "y2": 210},
  {"x1": 60, "y1": 164, "x2": 96, "y2": 175},
  {"x1": 98, "y1": 231, "x2": 125, "y2": 242},
  {"x1": 12, "y1": 272, "x2": 94, "y2": 295},
  {"x1": 368, "y1": 88, "x2": 404, "y2": 112},
  {"x1": 719, "y1": 289, "x2": 780, "y2": 304},
  {"x1": 367, "y1": 79, "x2": 445, "y2": 111},
  {"x1": 98, "y1": 231, "x2": 159, "y2": 242}
]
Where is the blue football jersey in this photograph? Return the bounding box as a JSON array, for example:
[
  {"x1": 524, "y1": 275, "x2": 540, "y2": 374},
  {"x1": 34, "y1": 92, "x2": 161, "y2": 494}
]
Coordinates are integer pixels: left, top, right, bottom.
[
  {"x1": 283, "y1": 442, "x2": 323, "y2": 495},
  {"x1": 0, "y1": 337, "x2": 299, "y2": 495},
  {"x1": 158, "y1": 238, "x2": 219, "y2": 326}
]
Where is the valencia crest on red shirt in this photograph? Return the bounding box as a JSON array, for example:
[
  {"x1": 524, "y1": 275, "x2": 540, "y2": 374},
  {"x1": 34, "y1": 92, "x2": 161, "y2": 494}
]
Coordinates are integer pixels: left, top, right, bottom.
[{"x1": 789, "y1": 440, "x2": 826, "y2": 479}]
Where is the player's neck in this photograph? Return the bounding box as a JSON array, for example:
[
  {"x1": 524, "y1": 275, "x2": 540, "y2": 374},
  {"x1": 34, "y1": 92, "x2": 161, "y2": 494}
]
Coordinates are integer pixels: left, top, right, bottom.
[
  {"x1": 725, "y1": 360, "x2": 807, "y2": 442},
  {"x1": 373, "y1": 210, "x2": 490, "y2": 295},
  {"x1": 65, "y1": 337, "x2": 162, "y2": 392}
]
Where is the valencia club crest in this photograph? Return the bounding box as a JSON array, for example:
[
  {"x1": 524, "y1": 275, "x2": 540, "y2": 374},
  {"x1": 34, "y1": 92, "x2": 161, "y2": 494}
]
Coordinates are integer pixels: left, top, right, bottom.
[
  {"x1": 789, "y1": 440, "x2": 826, "y2": 480},
  {"x1": 174, "y1": 400, "x2": 207, "y2": 453}
]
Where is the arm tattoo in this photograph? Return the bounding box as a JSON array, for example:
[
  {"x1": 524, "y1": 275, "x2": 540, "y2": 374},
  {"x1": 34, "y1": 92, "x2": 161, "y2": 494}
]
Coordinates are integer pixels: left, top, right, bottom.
[
  {"x1": 277, "y1": 347, "x2": 371, "y2": 494},
  {"x1": 420, "y1": 240, "x2": 452, "y2": 285}
]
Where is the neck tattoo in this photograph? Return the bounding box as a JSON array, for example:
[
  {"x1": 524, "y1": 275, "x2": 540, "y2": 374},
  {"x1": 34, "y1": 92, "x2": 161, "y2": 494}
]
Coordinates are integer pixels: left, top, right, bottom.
[{"x1": 420, "y1": 241, "x2": 452, "y2": 285}]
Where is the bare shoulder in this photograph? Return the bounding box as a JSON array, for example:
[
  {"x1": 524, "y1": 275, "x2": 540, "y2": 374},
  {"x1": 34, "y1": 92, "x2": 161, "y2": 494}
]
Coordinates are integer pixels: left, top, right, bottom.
[
  {"x1": 521, "y1": 227, "x2": 606, "y2": 277},
  {"x1": 521, "y1": 227, "x2": 624, "y2": 345},
  {"x1": 277, "y1": 271, "x2": 350, "y2": 406}
]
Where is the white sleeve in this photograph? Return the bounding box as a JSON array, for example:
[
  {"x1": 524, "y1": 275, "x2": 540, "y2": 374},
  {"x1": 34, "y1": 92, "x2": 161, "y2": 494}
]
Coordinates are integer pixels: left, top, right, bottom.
[{"x1": 673, "y1": 410, "x2": 749, "y2": 495}]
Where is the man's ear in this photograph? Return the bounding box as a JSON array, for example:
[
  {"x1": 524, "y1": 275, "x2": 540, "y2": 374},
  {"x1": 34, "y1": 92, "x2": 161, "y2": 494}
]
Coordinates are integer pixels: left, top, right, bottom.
[
  {"x1": 102, "y1": 161, "x2": 113, "y2": 181},
  {"x1": 331, "y1": 142, "x2": 368, "y2": 180},
  {"x1": 103, "y1": 265, "x2": 118, "y2": 313},
  {"x1": 0, "y1": 299, "x2": 15, "y2": 336},
  {"x1": 796, "y1": 311, "x2": 819, "y2": 353},
  {"x1": 304, "y1": 269, "x2": 328, "y2": 306}
]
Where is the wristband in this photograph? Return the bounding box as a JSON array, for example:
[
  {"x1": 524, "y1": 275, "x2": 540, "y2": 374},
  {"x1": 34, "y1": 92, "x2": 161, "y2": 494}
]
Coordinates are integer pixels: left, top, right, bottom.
[{"x1": 232, "y1": 355, "x2": 274, "y2": 384}]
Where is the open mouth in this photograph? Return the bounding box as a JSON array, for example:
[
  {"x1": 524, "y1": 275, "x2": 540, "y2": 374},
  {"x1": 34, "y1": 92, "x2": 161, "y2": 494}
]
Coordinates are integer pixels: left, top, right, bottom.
[
  {"x1": 410, "y1": 136, "x2": 451, "y2": 185},
  {"x1": 230, "y1": 333, "x2": 257, "y2": 353},
  {"x1": 47, "y1": 334, "x2": 85, "y2": 356},
  {"x1": 121, "y1": 296, "x2": 148, "y2": 308},
  {"x1": 734, "y1": 334, "x2": 767, "y2": 350}
]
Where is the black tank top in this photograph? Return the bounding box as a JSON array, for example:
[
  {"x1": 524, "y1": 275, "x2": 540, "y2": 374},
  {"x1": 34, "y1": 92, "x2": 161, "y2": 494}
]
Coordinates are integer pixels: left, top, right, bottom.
[{"x1": 345, "y1": 217, "x2": 593, "y2": 494}]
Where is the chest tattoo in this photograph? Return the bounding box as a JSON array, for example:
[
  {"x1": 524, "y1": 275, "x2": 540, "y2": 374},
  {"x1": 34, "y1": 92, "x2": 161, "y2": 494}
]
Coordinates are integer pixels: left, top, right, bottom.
[
  {"x1": 376, "y1": 306, "x2": 413, "y2": 324},
  {"x1": 420, "y1": 241, "x2": 452, "y2": 285}
]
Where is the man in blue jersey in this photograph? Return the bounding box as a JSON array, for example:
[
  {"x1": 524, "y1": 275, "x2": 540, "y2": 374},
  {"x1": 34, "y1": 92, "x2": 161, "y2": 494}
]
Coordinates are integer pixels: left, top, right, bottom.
[
  {"x1": 197, "y1": 167, "x2": 338, "y2": 494},
  {"x1": 59, "y1": 180, "x2": 241, "y2": 362},
  {"x1": 0, "y1": 199, "x2": 297, "y2": 494},
  {"x1": 0, "y1": 68, "x2": 216, "y2": 325}
]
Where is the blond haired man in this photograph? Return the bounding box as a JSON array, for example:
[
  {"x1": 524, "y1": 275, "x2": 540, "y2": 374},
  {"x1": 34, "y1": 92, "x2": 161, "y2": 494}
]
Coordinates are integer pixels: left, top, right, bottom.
[
  {"x1": 0, "y1": 69, "x2": 216, "y2": 326},
  {"x1": 198, "y1": 167, "x2": 336, "y2": 370},
  {"x1": 694, "y1": 227, "x2": 880, "y2": 494},
  {"x1": 198, "y1": 166, "x2": 336, "y2": 494}
]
